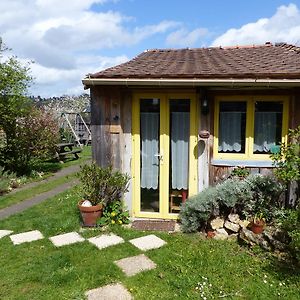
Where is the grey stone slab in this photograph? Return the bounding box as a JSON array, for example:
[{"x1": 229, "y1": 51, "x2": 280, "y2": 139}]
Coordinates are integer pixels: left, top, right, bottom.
[
  {"x1": 10, "y1": 230, "x2": 44, "y2": 245},
  {"x1": 0, "y1": 230, "x2": 13, "y2": 239},
  {"x1": 129, "y1": 234, "x2": 166, "y2": 251},
  {"x1": 114, "y1": 254, "x2": 156, "y2": 277},
  {"x1": 49, "y1": 232, "x2": 85, "y2": 247},
  {"x1": 85, "y1": 283, "x2": 132, "y2": 300},
  {"x1": 88, "y1": 234, "x2": 124, "y2": 250}
]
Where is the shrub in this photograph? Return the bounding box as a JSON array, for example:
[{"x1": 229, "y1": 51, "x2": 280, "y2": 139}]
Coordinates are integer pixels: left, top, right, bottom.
[
  {"x1": 242, "y1": 175, "x2": 285, "y2": 221},
  {"x1": 279, "y1": 207, "x2": 300, "y2": 261},
  {"x1": 1, "y1": 107, "x2": 59, "y2": 175},
  {"x1": 0, "y1": 166, "x2": 15, "y2": 195},
  {"x1": 180, "y1": 175, "x2": 284, "y2": 233},
  {"x1": 271, "y1": 125, "x2": 300, "y2": 205},
  {"x1": 180, "y1": 187, "x2": 218, "y2": 232},
  {"x1": 77, "y1": 163, "x2": 130, "y2": 206},
  {"x1": 97, "y1": 200, "x2": 130, "y2": 226}
]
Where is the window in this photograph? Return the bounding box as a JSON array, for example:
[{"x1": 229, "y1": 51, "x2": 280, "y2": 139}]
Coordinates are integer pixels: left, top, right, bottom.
[{"x1": 214, "y1": 96, "x2": 289, "y2": 160}]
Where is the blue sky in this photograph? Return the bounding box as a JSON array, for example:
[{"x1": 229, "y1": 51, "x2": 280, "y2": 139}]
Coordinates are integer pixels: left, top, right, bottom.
[{"x1": 1, "y1": 0, "x2": 300, "y2": 97}]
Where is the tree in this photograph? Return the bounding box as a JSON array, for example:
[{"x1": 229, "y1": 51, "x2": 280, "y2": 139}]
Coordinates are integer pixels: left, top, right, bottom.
[
  {"x1": 0, "y1": 38, "x2": 33, "y2": 173},
  {"x1": 0, "y1": 39, "x2": 59, "y2": 174}
]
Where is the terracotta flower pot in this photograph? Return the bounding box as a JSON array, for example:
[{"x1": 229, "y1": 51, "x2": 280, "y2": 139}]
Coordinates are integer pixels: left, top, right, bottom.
[
  {"x1": 250, "y1": 220, "x2": 265, "y2": 234},
  {"x1": 78, "y1": 200, "x2": 103, "y2": 227},
  {"x1": 206, "y1": 230, "x2": 216, "y2": 239}
]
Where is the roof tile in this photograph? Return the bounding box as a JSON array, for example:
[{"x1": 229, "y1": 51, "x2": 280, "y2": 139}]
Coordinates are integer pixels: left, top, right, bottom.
[{"x1": 89, "y1": 43, "x2": 300, "y2": 80}]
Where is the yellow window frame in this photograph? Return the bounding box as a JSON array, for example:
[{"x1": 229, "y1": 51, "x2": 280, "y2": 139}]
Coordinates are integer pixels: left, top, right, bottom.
[{"x1": 214, "y1": 95, "x2": 289, "y2": 161}]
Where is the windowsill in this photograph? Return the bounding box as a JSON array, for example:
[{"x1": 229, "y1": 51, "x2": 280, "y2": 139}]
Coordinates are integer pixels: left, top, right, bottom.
[{"x1": 211, "y1": 159, "x2": 275, "y2": 168}]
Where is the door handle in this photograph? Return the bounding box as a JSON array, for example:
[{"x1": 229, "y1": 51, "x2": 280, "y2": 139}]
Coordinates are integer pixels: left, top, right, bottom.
[{"x1": 154, "y1": 153, "x2": 163, "y2": 163}]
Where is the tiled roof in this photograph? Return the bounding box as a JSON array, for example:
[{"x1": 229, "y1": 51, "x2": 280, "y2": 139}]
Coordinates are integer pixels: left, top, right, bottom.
[{"x1": 90, "y1": 43, "x2": 300, "y2": 80}]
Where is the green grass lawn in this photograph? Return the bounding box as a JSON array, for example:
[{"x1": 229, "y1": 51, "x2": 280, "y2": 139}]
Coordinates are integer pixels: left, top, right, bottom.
[
  {"x1": 0, "y1": 146, "x2": 91, "y2": 209},
  {"x1": 30, "y1": 145, "x2": 92, "y2": 175},
  {"x1": 0, "y1": 188, "x2": 299, "y2": 299}
]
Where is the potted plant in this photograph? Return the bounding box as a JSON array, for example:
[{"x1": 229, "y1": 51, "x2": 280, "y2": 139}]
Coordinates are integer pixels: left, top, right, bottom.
[
  {"x1": 77, "y1": 163, "x2": 129, "y2": 227},
  {"x1": 249, "y1": 212, "x2": 266, "y2": 234}
]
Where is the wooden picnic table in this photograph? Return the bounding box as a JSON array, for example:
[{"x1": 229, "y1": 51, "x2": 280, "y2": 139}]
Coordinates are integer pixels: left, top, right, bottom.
[{"x1": 55, "y1": 143, "x2": 82, "y2": 160}]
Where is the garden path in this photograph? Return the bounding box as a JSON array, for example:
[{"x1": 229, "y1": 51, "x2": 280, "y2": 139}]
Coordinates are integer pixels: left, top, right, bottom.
[{"x1": 0, "y1": 163, "x2": 89, "y2": 220}]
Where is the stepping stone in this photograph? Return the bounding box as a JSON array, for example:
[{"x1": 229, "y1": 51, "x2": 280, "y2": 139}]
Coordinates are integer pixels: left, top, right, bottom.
[
  {"x1": 10, "y1": 230, "x2": 44, "y2": 245},
  {"x1": 114, "y1": 254, "x2": 156, "y2": 277},
  {"x1": 129, "y1": 234, "x2": 166, "y2": 251},
  {"x1": 88, "y1": 234, "x2": 124, "y2": 250},
  {"x1": 85, "y1": 283, "x2": 132, "y2": 300},
  {"x1": 0, "y1": 230, "x2": 13, "y2": 239},
  {"x1": 49, "y1": 232, "x2": 85, "y2": 247}
]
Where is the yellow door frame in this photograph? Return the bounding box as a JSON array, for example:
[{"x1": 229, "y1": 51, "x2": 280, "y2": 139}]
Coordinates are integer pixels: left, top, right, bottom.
[{"x1": 132, "y1": 91, "x2": 198, "y2": 219}]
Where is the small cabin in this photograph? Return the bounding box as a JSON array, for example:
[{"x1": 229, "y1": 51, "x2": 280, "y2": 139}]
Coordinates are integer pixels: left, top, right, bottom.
[{"x1": 82, "y1": 43, "x2": 300, "y2": 220}]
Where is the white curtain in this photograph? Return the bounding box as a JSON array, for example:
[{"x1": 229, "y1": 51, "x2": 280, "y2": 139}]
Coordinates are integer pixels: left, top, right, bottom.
[
  {"x1": 254, "y1": 112, "x2": 277, "y2": 152},
  {"x1": 171, "y1": 112, "x2": 189, "y2": 189},
  {"x1": 218, "y1": 112, "x2": 242, "y2": 152},
  {"x1": 141, "y1": 112, "x2": 159, "y2": 189}
]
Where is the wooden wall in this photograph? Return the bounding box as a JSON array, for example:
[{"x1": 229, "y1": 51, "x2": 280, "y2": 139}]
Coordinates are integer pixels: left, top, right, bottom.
[{"x1": 90, "y1": 86, "x2": 132, "y2": 171}]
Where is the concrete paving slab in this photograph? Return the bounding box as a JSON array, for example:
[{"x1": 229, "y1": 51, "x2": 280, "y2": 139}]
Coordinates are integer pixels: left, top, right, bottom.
[
  {"x1": 114, "y1": 254, "x2": 156, "y2": 277},
  {"x1": 0, "y1": 230, "x2": 13, "y2": 239},
  {"x1": 85, "y1": 283, "x2": 132, "y2": 300},
  {"x1": 129, "y1": 234, "x2": 166, "y2": 251},
  {"x1": 88, "y1": 234, "x2": 124, "y2": 250},
  {"x1": 49, "y1": 232, "x2": 85, "y2": 247},
  {"x1": 10, "y1": 230, "x2": 44, "y2": 245}
]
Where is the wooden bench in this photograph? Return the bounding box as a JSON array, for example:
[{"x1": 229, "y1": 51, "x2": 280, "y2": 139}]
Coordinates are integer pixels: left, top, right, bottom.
[
  {"x1": 55, "y1": 143, "x2": 82, "y2": 160},
  {"x1": 57, "y1": 149, "x2": 82, "y2": 160}
]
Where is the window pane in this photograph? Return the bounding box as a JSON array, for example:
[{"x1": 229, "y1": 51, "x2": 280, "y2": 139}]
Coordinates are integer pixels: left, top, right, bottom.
[
  {"x1": 218, "y1": 102, "x2": 246, "y2": 153},
  {"x1": 253, "y1": 101, "x2": 283, "y2": 154},
  {"x1": 140, "y1": 98, "x2": 160, "y2": 212},
  {"x1": 169, "y1": 99, "x2": 190, "y2": 213}
]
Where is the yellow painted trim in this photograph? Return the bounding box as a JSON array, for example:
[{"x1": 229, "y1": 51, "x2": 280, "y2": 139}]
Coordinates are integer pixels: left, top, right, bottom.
[
  {"x1": 132, "y1": 91, "x2": 198, "y2": 219},
  {"x1": 214, "y1": 95, "x2": 290, "y2": 161},
  {"x1": 131, "y1": 95, "x2": 141, "y2": 218},
  {"x1": 160, "y1": 95, "x2": 169, "y2": 217}
]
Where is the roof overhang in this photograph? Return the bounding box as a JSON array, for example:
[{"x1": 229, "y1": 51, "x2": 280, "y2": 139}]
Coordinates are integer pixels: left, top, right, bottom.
[{"x1": 82, "y1": 77, "x2": 300, "y2": 88}]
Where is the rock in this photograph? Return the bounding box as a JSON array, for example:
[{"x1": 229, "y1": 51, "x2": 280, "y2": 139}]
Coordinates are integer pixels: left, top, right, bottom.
[
  {"x1": 263, "y1": 231, "x2": 287, "y2": 251},
  {"x1": 224, "y1": 220, "x2": 240, "y2": 233},
  {"x1": 228, "y1": 233, "x2": 238, "y2": 241},
  {"x1": 239, "y1": 219, "x2": 250, "y2": 228},
  {"x1": 81, "y1": 200, "x2": 92, "y2": 207},
  {"x1": 210, "y1": 217, "x2": 224, "y2": 230},
  {"x1": 214, "y1": 228, "x2": 228, "y2": 240},
  {"x1": 258, "y1": 239, "x2": 272, "y2": 251},
  {"x1": 228, "y1": 213, "x2": 240, "y2": 224},
  {"x1": 239, "y1": 228, "x2": 259, "y2": 245}
]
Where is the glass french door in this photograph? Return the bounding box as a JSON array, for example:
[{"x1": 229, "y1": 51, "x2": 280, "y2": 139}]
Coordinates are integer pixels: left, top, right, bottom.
[{"x1": 132, "y1": 93, "x2": 198, "y2": 219}]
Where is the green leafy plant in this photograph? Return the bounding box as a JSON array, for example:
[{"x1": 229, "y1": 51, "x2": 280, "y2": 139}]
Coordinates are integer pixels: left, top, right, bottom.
[
  {"x1": 230, "y1": 166, "x2": 250, "y2": 178},
  {"x1": 279, "y1": 206, "x2": 300, "y2": 262},
  {"x1": 271, "y1": 125, "x2": 300, "y2": 205},
  {"x1": 242, "y1": 174, "x2": 285, "y2": 221},
  {"x1": 77, "y1": 163, "x2": 129, "y2": 206},
  {"x1": 97, "y1": 200, "x2": 130, "y2": 226}
]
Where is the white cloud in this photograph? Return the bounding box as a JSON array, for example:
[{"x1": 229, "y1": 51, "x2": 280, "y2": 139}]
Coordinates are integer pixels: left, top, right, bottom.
[
  {"x1": 211, "y1": 3, "x2": 300, "y2": 47},
  {"x1": 166, "y1": 28, "x2": 208, "y2": 47},
  {"x1": 0, "y1": 0, "x2": 177, "y2": 96}
]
